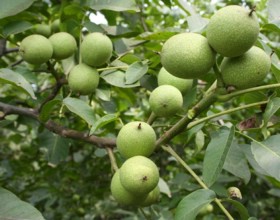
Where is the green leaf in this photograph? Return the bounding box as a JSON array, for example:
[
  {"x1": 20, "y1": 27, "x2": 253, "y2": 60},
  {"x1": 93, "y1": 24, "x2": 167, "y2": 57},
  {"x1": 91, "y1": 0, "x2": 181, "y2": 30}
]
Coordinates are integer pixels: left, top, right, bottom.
[
  {"x1": 158, "y1": 178, "x2": 171, "y2": 198},
  {"x1": 63, "y1": 97, "x2": 96, "y2": 126},
  {"x1": 87, "y1": 0, "x2": 139, "y2": 12},
  {"x1": 0, "y1": 187, "x2": 45, "y2": 220},
  {"x1": 263, "y1": 97, "x2": 280, "y2": 127},
  {"x1": 222, "y1": 199, "x2": 250, "y2": 220},
  {"x1": 223, "y1": 141, "x2": 251, "y2": 184},
  {"x1": 39, "y1": 99, "x2": 62, "y2": 122},
  {"x1": 3, "y1": 20, "x2": 33, "y2": 37},
  {"x1": 251, "y1": 134, "x2": 280, "y2": 181},
  {"x1": 241, "y1": 144, "x2": 269, "y2": 176},
  {"x1": 174, "y1": 189, "x2": 216, "y2": 220},
  {"x1": 125, "y1": 61, "x2": 149, "y2": 85},
  {"x1": 101, "y1": 70, "x2": 140, "y2": 88},
  {"x1": 39, "y1": 131, "x2": 70, "y2": 166},
  {"x1": 202, "y1": 126, "x2": 235, "y2": 187},
  {"x1": 268, "y1": 0, "x2": 280, "y2": 21},
  {"x1": 0, "y1": 68, "x2": 36, "y2": 100},
  {"x1": 0, "y1": 0, "x2": 35, "y2": 19},
  {"x1": 90, "y1": 113, "x2": 118, "y2": 134}
]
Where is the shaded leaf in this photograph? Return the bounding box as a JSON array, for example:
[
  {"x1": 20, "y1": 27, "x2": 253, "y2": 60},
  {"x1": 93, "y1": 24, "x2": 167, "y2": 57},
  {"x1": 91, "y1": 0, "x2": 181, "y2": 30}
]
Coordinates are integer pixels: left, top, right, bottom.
[
  {"x1": 251, "y1": 134, "x2": 280, "y2": 181},
  {"x1": 223, "y1": 141, "x2": 251, "y2": 184},
  {"x1": 63, "y1": 97, "x2": 96, "y2": 126},
  {"x1": 96, "y1": 88, "x2": 111, "y2": 101},
  {"x1": 174, "y1": 189, "x2": 216, "y2": 220},
  {"x1": 240, "y1": 144, "x2": 269, "y2": 176},
  {"x1": 0, "y1": 0, "x2": 35, "y2": 19},
  {"x1": 0, "y1": 68, "x2": 36, "y2": 99},
  {"x1": 0, "y1": 187, "x2": 45, "y2": 220},
  {"x1": 87, "y1": 0, "x2": 139, "y2": 12},
  {"x1": 90, "y1": 113, "x2": 118, "y2": 134},
  {"x1": 101, "y1": 70, "x2": 140, "y2": 88},
  {"x1": 222, "y1": 199, "x2": 250, "y2": 220},
  {"x1": 263, "y1": 97, "x2": 280, "y2": 127},
  {"x1": 202, "y1": 126, "x2": 235, "y2": 187},
  {"x1": 3, "y1": 20, "x2": 33, "y2": 37},
  {"x1": 39, "y1": 131, "x2": 69, "y2": 166},
  {"x1": 39, "y1": 99, "x2": 61, "y2": 122},
  {"x1": 125, "y1": 61, "x2": 149, "y2": 85}
]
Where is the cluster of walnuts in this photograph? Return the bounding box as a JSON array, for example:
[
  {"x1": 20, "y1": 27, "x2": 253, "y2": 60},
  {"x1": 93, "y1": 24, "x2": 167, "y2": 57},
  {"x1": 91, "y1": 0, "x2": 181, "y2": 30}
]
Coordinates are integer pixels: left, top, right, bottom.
[
  {"x1": 19, "y1": 30, "x2": 112, "y2": 95},
  {"x1": 18, "y1": 4, "x2": 272, "y2": 208}
]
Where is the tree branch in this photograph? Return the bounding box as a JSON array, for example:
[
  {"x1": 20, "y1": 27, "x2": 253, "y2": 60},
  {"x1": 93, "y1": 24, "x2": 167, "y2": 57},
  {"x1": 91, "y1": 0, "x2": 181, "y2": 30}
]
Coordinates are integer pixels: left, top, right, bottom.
[{"x1": 0, "y1": 101, "x2": 116, "y2": 148}]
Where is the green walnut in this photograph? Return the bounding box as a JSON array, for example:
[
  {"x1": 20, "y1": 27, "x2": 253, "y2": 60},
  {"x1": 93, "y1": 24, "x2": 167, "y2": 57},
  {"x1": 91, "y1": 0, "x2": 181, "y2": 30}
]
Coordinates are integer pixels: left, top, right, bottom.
[
  {"x1": 158, "y1": 67, "x2": 193, "y2": 94},
  {"x1": 19, "y1": 34, "x2": 53, "y2": 65},
  {"x1": 149, "y1": 85, "x2": 183, "y2": 117},
  {"x1": 206, "y1": 5, "x2": 259, "y2": 57},
  {"x1": 221, "y1": 46, "x2": 271, "y2": 89},
  {"x1": 161, "y1": 33, "x2": 216, "y2": 79},
  {"x1": 140, "y1": 185, "x2": 160, "y2": 207},
  {"x1": 33, "y1": 24, "x2": 51, "y2": 37},
  {"x1": 120, "y1": 156, "x2": 159, "y2": 195},
  {"x1": 68, "y1": 63, "x2": 100, "y2": 95},
  {"x1": 49, "y1": 32, "x2": 77, "y2": 60},
  {"x1": 81, "y1": 32, "x2": 113, "y2": 67},
  {"x1": 116, "y1": 121, "x2": 156, "y2": 159},
  {"x1": 110, "y1": 170, "x2": 147, "y2": 206}
]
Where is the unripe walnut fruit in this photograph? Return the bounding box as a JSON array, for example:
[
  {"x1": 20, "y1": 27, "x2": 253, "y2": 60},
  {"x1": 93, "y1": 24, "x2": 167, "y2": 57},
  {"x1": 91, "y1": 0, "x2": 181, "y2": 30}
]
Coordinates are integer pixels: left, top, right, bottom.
[
  {"x1": 49, "y1": 32, "x2": 77, "y2": 60},
  {"x1": 120, "y1": 156, "x2": 159, "y2": 195},
  {"x1": 221, "y1": 46, "x2": 271, "y2": 89},
  {"x1": 19, "y1": 34, "x2": 53, "y2": 65},
  {"x1": 161, "y1": 33, "x2": 215, "y2": 79},
  {"x1": 206, "y1": 5, "x2": 259, "y2": 57},
  {"x1": 149, "y1": 85, "x2": 183, "y2": 117},
  {"x1": 81, "y1": 32, "x2": 113, "y2": 67},
  {"x1": 110, "y1": 170, "x2": 147, "y2": 206},
  {"x1": 68, "y1": 63, "x2": 99, "y2": 95},
  {"x1": 158, "y1": 67, "x2": 193, "y2": 94},
  {"x1": 116, "y1": 121, "x2": 156, "y2": 159}
]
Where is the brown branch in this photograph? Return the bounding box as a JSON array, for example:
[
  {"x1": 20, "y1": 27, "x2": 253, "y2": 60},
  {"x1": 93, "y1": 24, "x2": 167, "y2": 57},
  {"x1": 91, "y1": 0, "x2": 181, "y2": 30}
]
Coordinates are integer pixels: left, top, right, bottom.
[
  {"x1": 37, "y1": 78, "x2": 67, "y2": 112},
  {"x1": 0, "y1": 101, "x2": 116, "y2": 148}
]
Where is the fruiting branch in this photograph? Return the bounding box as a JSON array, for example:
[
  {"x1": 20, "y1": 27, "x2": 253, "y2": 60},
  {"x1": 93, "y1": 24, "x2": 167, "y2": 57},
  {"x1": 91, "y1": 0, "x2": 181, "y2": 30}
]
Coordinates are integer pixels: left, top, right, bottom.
[
  {"x1": 0, "y1": 101, "x2": 116, "y2": 148},
  {"x1": 217, "y1": 83, "x2": 280, "y2": 101},
  {"x1": 187, "y1": 100, "x2": 268, "y2": 129},
  {"x1": 249, "y1": 5, "x2": 256, "y2": 16},
  {"x1": 155, "y1": 91, "x2": 218, "y2": 147},
  {"x1": 106, "y1": 147, "x2": 119, "y2": 172}
]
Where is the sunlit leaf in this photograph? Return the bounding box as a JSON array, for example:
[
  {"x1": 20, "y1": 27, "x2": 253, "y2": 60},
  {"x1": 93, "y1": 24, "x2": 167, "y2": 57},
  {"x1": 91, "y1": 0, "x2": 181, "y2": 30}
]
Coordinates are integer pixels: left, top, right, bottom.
[
  {"x1": 0, "y1": 0, "x2": 35, "y2": 19},
  {"x1": 203, "y1": 126, "x2": 235, "y2": 187},
  {"x1": 223, "y1": 141, "x2": 251, "y2": 184},
  {"x1": 0, "y1": 187, "x2": 45, "y2": 220},
  {"x1": 0, "y1": 68, "x2": 36, "y2": 99},
  {"x1": 63, "y1": 97, "x2": 96, "y2": 126},
  {"x1": 90, "y1": 113, "x2": 118, "y2": 134},
  {"x1": 125, "y1": 61, "x2": 148, "y2": 85},
  {"x1": 101, "y1": 70, "x2": 140, "y2": 88},
  {"x1": 251, "y1": 134, "x2": 280, "y2": 181},
  {"x1": 175, "y1": 189, "x2": 216, "y2": 220}
]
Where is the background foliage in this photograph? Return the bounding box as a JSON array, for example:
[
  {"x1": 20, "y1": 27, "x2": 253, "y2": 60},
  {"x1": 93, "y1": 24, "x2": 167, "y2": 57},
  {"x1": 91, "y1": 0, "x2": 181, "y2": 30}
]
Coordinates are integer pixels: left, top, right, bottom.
[{"x1": 0, "y1": 0, "x2": 280, "y2": 219}]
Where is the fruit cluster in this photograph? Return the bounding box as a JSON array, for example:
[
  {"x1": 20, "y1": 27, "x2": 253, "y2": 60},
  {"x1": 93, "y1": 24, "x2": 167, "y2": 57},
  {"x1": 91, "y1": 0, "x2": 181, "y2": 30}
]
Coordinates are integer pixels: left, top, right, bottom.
[
  {"x1": 20, "y1": 28, "x2": 113, "y2": 95},
  {"x1": 160, "y1": 5, "x2": 271, "y2": 90},
  {"x1": 111, "y1": 122, "x2": 160, "y2": 206}
]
